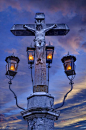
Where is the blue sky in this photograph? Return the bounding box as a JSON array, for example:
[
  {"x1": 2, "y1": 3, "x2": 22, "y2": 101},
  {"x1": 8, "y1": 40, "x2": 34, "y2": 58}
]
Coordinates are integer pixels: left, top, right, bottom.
[{"x1": 0, "y1": 0, "x2": 86, "y2": 129}]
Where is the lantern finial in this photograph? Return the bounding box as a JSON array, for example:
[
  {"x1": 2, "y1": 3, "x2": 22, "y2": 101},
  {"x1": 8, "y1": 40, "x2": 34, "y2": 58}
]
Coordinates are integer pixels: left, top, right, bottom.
[
  {"x1": 30, "y1": 43, "x2": 32, "y2": 47},
  {"x1": 49, "y1": 41, "x2": 51, "y2": 46},
  {"x1": 67, "y1": 52, "x2": 69, "y2": 56}
]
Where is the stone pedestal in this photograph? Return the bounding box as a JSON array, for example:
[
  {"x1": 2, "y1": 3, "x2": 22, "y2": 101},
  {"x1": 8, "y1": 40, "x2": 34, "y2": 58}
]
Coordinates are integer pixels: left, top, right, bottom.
[{"x1": 21, "y1": 92, "x2": 60, "y2": 130}]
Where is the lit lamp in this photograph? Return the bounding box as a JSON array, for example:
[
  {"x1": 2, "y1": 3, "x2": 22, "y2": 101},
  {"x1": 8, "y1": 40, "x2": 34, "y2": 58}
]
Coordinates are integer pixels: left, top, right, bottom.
[
  {"x1": 5, "y1": 55, "x2": 25, "y2": 110},
  {"x1": 46, "y1": 44, "x2": 54, "y2": 88},
  {"x1": 54, "y1": 53, "x2": 76, "y2": 110},
  {"x1": 5, "y1": 55, "x2": 20, "y2": 77},
  {"x1": 61, "y1": 53, "x2": 76, "y2": 76},
  {"x1": 26, "y1": 47, "x2": 35, "y2": 64},
  {"x1": 26, "y1": 46, "x2": 35, "y2": 86},
  {"x1": 46, "y1": 44, "x2": 54, "y2": 64}
]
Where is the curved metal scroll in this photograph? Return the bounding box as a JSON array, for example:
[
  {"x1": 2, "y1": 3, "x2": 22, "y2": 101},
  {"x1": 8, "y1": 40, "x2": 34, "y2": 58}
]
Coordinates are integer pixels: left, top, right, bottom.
[
  {"x1": 54, "y1": 75, "x2": 75, "y2": 110},
  {"x1": 8, "y1": 79, "x2": 25, "y2": 111}
]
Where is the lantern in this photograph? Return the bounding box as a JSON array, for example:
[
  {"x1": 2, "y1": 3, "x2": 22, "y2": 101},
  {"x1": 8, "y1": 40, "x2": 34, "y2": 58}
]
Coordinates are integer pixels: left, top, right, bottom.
[
  {"x1": 5, "y1": 56, "x2": 20, "y2": 77},
  {"x1": 26, "y1": 47, "x2": 35, "y2": 64},
  {"x1": 46, "y1": 45, "x2": 54, "y2": 64},
  {"x1": 61, "y1": 54, "x2": 76, "y2": 76}
]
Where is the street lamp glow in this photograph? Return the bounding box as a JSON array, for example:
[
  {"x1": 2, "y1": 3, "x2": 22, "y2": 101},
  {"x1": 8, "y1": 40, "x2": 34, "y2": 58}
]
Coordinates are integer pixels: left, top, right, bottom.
[
  {"x1": 61, "y1": 53, "x2": 76, "y2": 76},
  {"x1": 26, "y1": 47, "x2": 35, "y2": 64},
  {"x1": 10, "y1": 64, "x2": 15, "y2": 71},
  {"x1": 46, "y1": 44, "x2": 54, "y2": 64},
  {"x1": 29, "y1": 55, "x2": 34, "y2": 61},
  {"x1": 5, "y1": 55, "x2": 20, "y2": 77},
  {"x1": 47, "y1": 53, "x2": 52, "y2": 60},
  {"x1": 67, "y1": 64, "x2": 71, "y2": 70}
]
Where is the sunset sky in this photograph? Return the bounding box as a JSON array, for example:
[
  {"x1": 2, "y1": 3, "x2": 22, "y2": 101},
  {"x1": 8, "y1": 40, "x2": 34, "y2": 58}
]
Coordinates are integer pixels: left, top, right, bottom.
[{"x1": 0, "y1": 0, "x2": 86, "y2": 129}]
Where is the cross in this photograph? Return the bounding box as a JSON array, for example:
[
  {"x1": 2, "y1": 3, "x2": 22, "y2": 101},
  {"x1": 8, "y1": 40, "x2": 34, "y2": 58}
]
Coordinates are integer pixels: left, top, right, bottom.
[{"x1": 11, "y1": 13, "x2": 69, "y2": 93}]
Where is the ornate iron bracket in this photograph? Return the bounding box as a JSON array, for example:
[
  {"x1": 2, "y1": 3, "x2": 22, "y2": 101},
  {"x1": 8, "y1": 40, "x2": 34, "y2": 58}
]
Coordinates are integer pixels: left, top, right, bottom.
[
  {"x1": 8, "y1": 79, "x2": 25, "y2": 111},
  {"x1": 54, "y1": 75, "x2": 75, "y2": 110}
]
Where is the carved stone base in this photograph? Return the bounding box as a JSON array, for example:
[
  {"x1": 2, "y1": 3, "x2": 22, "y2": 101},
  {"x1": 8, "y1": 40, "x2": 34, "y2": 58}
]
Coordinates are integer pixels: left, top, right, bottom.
[
  {"x1": 33, "y1": 85, "x2": 48, "y2": 93},
  {"x1": 21, "y1": 109, "x2": 59, "y2": 130},
  {"x1": 21, "y1": 93, "x2": 60, "y2": 130}
]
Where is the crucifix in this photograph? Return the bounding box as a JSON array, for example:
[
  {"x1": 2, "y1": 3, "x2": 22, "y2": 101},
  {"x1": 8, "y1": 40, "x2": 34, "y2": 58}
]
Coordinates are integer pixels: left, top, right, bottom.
[
  {"x1": 11, "y1": 13, "x2": 69, "y2": 93},
  {"x1": 11, "y1": 13, "x2": 70, "y2": 130}
]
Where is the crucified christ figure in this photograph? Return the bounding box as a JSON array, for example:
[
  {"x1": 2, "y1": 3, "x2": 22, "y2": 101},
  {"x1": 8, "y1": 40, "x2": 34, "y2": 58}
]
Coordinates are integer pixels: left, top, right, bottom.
[{"x1": 23, "y1": 23, "x2": 57, "y2": 64}]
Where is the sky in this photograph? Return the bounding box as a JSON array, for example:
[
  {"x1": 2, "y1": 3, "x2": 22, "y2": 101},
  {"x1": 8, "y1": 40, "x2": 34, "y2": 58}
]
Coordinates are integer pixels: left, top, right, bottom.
[{"x1": 0, "y1": 0, "x2": 86, "y2": 129}]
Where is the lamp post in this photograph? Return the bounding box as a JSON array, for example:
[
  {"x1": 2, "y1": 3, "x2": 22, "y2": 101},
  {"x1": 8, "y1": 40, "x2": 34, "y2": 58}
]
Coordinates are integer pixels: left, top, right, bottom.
[
  {"x1": 5, "y1": 55, "x2": 20, "y2": 77},
  {"x1": 46, "y1": 43, "x2": 54, "y2": 88},
  {"x1": 5, "y1": 55, "x2": 25, "y2": 111},
  {"x1": 26, "y1": 46, "x2": 35, "y2": 86},
  {"x1": 61, "y1": 52, "x2": 76, "y2": 77},
  {"x1": 5, "y1": 13, "x2": 77, "y2": 130},
  {"x1": 26, "y1": 46, "x2": 35, "y2": 65},
  {"x1": 54, "y1": 53, "x2": 76, "y2": 110}
]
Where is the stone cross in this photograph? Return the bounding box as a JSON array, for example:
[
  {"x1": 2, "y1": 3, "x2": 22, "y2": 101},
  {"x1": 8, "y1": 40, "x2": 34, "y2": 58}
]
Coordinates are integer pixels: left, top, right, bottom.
[
  {"x1": 11, "y1": 13, "x2": 69, "y2": 93},
  {"x1": 11, "y1": 13, "x2": 69, "y2": 130}
]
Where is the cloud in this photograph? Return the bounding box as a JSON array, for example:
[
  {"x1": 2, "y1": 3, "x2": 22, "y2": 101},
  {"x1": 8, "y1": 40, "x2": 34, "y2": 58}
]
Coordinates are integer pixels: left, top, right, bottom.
[
  {"x1": 0, "y1": 113, "x2": 27, "y2": 130},
  {"x1": 18, "y1": 71, "x2": 26, "y2": 76},
  {"x1": 66, "y1": 79, "x2": 86, "y2": 100},
  {"x1": 25, "y1": 0, "x2": 86, "y2": 16},
  {"x1": 54, "y1": 100, "x2": 86, "y2": 128},
  {"x1": 54, "y1": 78, "x2": 86, "y2": 105},
  {"x1": 0, "y1": 0, "x2": 21, "y2": 12},
  {"x1": 55, "y1": 116, "x2": 86, "y2": 128},
  {"x1": 58, "y1": 34, "x2": 81, "y2": 54},
  {"x1": 5, "y1": 48, "x2": 17, "y2": 55},
  {"x1": 0, "y1": 119, "x2": 22, "y2": 129},
  {"x1": 0, "y1": 0, "x2": 86, "y2": 17},
  {"x1": 81, "y1": 42, "x2": 86, "y2": 52}
]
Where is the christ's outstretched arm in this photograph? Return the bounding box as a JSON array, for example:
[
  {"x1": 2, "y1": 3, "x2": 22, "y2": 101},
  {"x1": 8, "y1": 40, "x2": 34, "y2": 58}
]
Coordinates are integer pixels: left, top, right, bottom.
[
  {"x1": 45, "y1": 24, "x2": 57, "y2": 32},
  {"x1": 23, "y1": 25, "x2": 35, "y2": 33}
]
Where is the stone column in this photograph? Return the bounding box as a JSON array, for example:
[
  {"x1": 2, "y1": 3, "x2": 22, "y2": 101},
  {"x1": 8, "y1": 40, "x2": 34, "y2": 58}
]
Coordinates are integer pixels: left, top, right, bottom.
[
  {"x1": 33, "y1": 46, "x2": 48, "y2": 93},
  {"x1": 21, "y1": 40, "x2": 60, "y2": 130},
  {"x1": 21, "y1": 92, "x2": 60, "y2": 130},
  {"x1": 21, "y1": 13, "x2": 60, "y2": 130},
  {"x1": 21, "y1": 39, "x2": 60, "y2": 130}
]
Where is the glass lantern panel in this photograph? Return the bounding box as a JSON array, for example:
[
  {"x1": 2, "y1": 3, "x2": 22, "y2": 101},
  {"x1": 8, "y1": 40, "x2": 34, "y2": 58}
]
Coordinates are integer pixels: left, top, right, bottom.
[
  {"x1": 47, "y1": 53, "x2": 52, "y2": 60},
  {"x1": 5, "y1": 57, "x2": 19, "y2": 76},
  {"x1": 6, "y1": 64, "x2": 8, "y2": 72},
  {"x1": 66, "y1": 62, "x2": 71, "y2": 70},
  {"x1": 47, "y1": 50, "x2": 53, "y2": 59},
  {"x1": 64, "y1": 59, "x2": 72, "y2": 71},
  {"x1": 10, "y1": 63, "x2": 15, "y2": 71},
  {"x1": 8, "y1": 60, "x2": 17, "y2": 72},
  {"x1": 29, "y1": 53, "x2": 34, "y2": 61},
  {"x1": 11, "y1": 60, "x2": 18, "y2": 71},
  {"x1": 71, "y1": 60, "x2": 75, "y2": 70}
]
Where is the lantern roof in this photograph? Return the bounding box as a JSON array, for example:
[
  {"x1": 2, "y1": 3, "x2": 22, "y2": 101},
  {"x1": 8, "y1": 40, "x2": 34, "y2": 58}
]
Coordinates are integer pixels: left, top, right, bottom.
[
  {"x1": 46, "y1": 43, "x2": 54, "y2": 50},
  {"x1": 61, "y1": 54, "x2": 76, "y2": 63},
  {"x1": 26, "y1": 46, "x2": 35, "y2": 51},
  {"x1": 5, "y1": 56, "x2": 20, "y2": 63}
]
